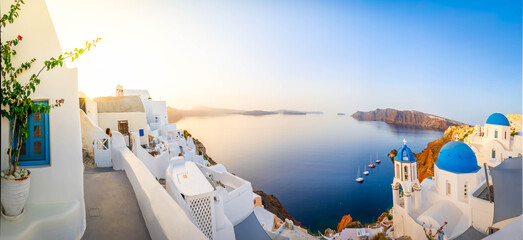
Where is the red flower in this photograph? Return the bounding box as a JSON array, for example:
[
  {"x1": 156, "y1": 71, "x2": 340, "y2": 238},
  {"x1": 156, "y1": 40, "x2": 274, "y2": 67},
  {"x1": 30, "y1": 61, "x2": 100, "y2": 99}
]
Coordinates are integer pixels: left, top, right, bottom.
[
  {"x1": 444, "y1": 221, "x2": 448, "y2": 225},
  {"x1": 17, "y1": 35, "x2": 22, "y2": 40}
]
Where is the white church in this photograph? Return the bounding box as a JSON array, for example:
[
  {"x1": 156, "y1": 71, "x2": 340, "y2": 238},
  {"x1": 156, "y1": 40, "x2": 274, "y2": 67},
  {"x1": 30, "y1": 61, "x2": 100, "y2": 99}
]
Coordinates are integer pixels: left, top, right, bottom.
[
  {"x1": 391, "y1": 113, "x2": 522, "y2": 240},
  {"x1": 468, "y1": 113, "x2": 522, "y2": 166}
]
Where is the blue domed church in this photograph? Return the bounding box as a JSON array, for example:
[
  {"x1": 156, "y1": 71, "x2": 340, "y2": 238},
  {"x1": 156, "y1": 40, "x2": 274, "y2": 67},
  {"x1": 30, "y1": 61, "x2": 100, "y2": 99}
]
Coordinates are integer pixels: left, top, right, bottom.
[
  {"x1": 391, "y1": 136, "x2": 520, "y2": 240},
  {"x1": 391, "y1": 139, "x2": 421, "y2": 216},
  {"x1": 468, "y1": 113, "x2": 522, "y2": 166}
]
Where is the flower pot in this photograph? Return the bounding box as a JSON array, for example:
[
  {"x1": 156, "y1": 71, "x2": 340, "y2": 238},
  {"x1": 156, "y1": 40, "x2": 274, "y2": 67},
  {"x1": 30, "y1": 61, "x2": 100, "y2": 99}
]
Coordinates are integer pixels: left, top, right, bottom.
[{"x1": 1, "y1": 170, "x2": 31, "y2": 220}]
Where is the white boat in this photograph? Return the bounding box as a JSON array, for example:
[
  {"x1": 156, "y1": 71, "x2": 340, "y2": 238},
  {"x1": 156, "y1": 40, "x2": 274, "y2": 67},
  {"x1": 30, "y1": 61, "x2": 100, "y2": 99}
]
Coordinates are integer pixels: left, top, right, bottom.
[
  {"x1": 363, "y1": 165, "x2": 369, "y2": 175},
  {"x1": 376, "y1": 152, "x2": 381, "y2": 163},
  {"x1": 356, "y1": 167, "x2": 364, "y2": 183}
]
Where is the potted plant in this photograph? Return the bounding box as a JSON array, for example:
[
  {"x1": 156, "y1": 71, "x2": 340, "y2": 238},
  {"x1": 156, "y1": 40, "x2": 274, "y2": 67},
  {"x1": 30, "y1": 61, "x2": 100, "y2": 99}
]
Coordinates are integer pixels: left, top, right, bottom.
[{"x1": 0, "y1": 0, "x2": 100, "y2": 220}]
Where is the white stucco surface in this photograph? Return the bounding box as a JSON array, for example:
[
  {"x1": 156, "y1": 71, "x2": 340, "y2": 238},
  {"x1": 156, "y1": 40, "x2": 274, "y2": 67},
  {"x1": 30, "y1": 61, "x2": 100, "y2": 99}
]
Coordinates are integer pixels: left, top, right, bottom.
[
  {"x1": 0, "y1": 201, "x2": 84, "y2": 240},
  {"x1": 98, "y1": 112, "x2": 148, "y2": 144},
  {"x1": 111, "y1": 132, "x2": 207, "y2": 240},
  {"x1": 469, "y1": 122, "x2": 522, "y2": 166},
  {"x1": 130, "y1": 132, "x2": 170, "y2": 178},
  {"x1": 393, "y1": 149, "x2": 485, "y2": 239},
  {"x1": 1, "y1": 0, "x2": 85, "y2": 238},
  {"x1": 79, "y1": 92, "x2": 99, "y2": 125},
  {"x1": 483, "y1": 215, "x2": 523, "y2": 240},
  {"x1": 254, "y1": 206, "x2": 275, "y2": 231},
  {"x1": 80, "y1": 110, "x2": 106, "y2": 164}
]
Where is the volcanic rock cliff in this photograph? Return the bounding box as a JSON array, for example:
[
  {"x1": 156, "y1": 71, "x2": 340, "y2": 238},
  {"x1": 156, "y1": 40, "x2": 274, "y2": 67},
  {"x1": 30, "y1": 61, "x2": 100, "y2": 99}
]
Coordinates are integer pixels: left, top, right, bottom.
[
  {"x1": 253, "y1": 190, "x2": 302, "y2": 227},
  {"x1": 414, "y1": 125, "x2": 473, "y2": 181},
  {"x1": 351, "y1": 108, "x2": 465, "y2": 131}
]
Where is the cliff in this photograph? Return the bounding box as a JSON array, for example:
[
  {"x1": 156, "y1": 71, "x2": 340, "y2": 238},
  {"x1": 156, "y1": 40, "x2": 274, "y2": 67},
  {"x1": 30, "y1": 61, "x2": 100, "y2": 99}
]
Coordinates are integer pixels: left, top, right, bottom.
[
  {"x1": 253, "y1": 190, "x2": 302, "y2": 227},
  {"x1": 193, "y1": 138, "x2": 217, "y2": 165},
  {"x1": 336, "y1": 214, "x2": 364, "y2": 232},
  {"x1": 351, "y1": 108, "x2": 466, "y2": 131},
  {"x1": 183, "y1": 130, "x2": 217, "y2": 165},
  {"x1": 333, "y1": 212, "x2": 391, "y2": 234},
  {"x1": 414, "y1": 125, "x2": 473, "y2": 181}
]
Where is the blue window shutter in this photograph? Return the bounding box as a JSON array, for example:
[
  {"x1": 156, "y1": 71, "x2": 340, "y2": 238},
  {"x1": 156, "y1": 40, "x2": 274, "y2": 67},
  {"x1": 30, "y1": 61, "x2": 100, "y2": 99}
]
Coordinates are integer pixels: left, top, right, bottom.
[
  {"x1": 139, "y1": 129, "x2": 144, "y2": 136},
  {"x1": 17, "y1": 101, "x2": 50, "y2": 166}
]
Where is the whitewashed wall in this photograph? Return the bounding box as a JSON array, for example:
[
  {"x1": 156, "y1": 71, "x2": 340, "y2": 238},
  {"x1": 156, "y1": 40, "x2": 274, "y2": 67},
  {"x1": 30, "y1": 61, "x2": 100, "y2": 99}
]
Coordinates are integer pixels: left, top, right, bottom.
[
  {"x1": 130, "y1": 132, "x2": 170, "y2": 179},
  {"x1": 111, "y1": 132, "x2": 207, "y2": 240},
  {"x1": 84, "y1": 97, "x2": 99, "y2": 124},
  {"x1": 149, "y1": 100, "x2": 167, "y2": 136},
  {"x1": 393, "y1": 207, "x2": 431, "y2": 240},
  {"x1": 470, "y1": 180, "x2": 494, "y2": 233},
  {"x1": 80, "y1": 110, "x2": 106, "y2": 165},
  {"x1": 0, "y1": 0, "x2": 85, "y2": 237},
  {"x1": 98, "y1": 112, "x2": 148, "y2": 144},
  {"x1": 197, "y1": 164, "x2": 254, "y2": 226}
]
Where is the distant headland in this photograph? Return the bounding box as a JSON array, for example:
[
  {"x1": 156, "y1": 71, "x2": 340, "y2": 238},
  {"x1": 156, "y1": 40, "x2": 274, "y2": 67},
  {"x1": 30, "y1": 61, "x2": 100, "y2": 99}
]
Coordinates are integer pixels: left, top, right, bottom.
[
  {"x1": 351, "y1": 108, "x2": 466, "y2": 131},
  {"x1": 168, "y1": 106, "x2": 323, "y2": 122}
]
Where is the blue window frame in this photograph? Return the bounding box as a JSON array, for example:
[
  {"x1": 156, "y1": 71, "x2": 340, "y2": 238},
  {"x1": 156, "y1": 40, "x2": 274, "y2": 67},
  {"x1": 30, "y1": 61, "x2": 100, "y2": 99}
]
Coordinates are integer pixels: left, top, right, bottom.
[{"x1": 13, "y1": 101, "x2": 50, "y2": 166}]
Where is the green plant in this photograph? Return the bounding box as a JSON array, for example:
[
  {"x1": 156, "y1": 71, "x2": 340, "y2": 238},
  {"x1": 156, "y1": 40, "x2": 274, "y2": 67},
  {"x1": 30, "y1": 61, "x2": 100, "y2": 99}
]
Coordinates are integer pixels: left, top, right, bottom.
[
  {"x1": 511, "y1": 131, "x2": 518, "y2": 136},
  {"x1": 1, "y1": 0, "x2": 100, "y2": 176}
]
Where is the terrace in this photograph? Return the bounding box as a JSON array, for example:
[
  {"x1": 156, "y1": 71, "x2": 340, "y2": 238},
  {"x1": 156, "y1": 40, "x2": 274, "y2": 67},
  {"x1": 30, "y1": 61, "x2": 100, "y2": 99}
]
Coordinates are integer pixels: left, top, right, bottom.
[{"x1": 82, "y1": 166, "x2": 150, "y2": 240}]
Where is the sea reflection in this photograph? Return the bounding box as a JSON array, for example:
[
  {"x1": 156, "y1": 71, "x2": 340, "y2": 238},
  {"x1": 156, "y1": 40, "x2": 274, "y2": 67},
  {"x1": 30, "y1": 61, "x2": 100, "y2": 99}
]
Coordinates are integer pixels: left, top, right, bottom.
[{"x1": 176, "y1": 114, "x2": 443, "y2": 232}]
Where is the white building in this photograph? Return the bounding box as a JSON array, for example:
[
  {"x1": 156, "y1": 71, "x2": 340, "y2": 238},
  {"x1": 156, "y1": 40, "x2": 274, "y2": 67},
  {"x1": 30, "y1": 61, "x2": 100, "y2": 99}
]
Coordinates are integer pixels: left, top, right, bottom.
[
  {"x1": 77, "y1": 88, "x2": 301, "y2": 239},
  {"x1": 468, "y1": 113, "x2": 522, "y2": 166},
  {"x1": 392, "y1": 138, "x2": 522, "y2": 240},
  {"x1": 1, "y1": 0, "x2": 86, "y2": 238},
  {"x1": 2, "y1": 1, "x2": 307, "y2": 239},
  {"x1": 93, "y1": 95, "x2": 149, "y2": 146},
  {"x1": 123, "y1": 89, "x2": 168, "y2": 137}
]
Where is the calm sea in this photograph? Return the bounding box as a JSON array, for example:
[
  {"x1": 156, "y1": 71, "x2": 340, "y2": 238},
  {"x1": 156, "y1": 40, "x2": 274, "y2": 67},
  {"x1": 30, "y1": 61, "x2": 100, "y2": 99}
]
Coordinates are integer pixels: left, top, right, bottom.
[{"x1": 176, "y1": 114, "x2": 443, "y2": 232}]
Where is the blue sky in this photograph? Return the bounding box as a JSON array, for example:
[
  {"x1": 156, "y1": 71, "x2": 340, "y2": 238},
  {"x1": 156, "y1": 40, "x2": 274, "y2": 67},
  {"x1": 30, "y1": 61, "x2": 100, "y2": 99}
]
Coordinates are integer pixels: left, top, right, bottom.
[{"x1": 46, "y1": 0, "x2": 521, "y2": 124}]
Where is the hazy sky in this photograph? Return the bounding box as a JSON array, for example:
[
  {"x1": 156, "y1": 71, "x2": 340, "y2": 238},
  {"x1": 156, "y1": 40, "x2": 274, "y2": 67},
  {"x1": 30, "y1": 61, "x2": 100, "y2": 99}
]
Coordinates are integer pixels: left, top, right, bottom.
[{"x1": 45, "y1": 0, "x2": 521, "y2": 124}]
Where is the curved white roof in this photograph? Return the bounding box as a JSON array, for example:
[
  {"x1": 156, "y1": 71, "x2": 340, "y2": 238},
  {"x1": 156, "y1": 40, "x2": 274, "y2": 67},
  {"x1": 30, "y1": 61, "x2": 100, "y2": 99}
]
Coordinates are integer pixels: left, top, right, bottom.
[
  {"x1": 417, "y1": 200, "x2": 468, "y2": 239},
  {"x1": 170, "y1": 161, "x2": 213, "y2": 196}
]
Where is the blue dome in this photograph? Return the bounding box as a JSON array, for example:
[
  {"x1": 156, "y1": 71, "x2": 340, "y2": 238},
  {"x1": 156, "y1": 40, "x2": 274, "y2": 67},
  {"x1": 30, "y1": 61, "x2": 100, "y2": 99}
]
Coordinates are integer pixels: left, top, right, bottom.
[
  {"x1": 436, "y1": 141, "x2": 480, "y2": 174},
  {"x1": 486, "y1": 113, "x2": 510, "y2": 126},
  {"x1": 395, "y1": 144, "x2": 417, "y2": 162}
]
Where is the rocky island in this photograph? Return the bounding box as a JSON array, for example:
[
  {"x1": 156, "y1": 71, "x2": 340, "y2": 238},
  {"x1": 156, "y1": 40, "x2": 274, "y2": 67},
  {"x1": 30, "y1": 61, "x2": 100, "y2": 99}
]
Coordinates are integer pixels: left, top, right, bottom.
[
  {"x1": 351, "y1": 108, "x2": 466, "y2": 131},
  {"x1": 167, "y1": 106, "x2": 323, "y2": 122}
]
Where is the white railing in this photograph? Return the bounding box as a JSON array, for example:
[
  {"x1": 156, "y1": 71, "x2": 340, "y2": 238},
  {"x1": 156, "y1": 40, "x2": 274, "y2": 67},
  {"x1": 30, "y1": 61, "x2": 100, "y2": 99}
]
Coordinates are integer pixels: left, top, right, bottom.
[
  {"x1": 197, "y1": 164, "x2": 254, "y2": 225},
  {"x1": 111, "y1": 132, "x2": 207, "y2": 240},
  {"x1": 130, "y1": 132, "x2": 170, "y2": 179}
]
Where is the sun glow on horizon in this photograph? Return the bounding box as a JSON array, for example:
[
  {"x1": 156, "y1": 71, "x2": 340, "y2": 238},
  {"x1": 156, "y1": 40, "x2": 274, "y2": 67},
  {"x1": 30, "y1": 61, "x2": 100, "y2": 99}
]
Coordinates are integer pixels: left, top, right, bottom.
[{"x1": 44, "y1": 0, "x2": 522, "y2": 123}]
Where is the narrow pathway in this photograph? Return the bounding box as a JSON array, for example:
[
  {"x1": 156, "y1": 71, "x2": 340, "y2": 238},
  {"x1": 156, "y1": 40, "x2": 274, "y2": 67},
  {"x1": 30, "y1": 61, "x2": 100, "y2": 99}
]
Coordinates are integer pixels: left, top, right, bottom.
[{"x1": 82, "y1": 166, "x2": 151, "y2": 240}]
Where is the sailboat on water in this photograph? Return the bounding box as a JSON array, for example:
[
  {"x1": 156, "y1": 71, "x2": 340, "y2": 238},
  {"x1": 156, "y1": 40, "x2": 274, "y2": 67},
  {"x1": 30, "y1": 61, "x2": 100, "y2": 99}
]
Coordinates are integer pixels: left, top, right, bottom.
[
  {"x1": 376, "y1": 152, "x2": 381, "y2": 163},
  {"x1": 356, "y1": 167, "x2": 364, "y2": 183},
  {"x1": 368, "y1": 155, "x2": 376, "y2": 168},
  {"x1": 363, "y1": 165, "x2": 369, "y2": 175}
]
